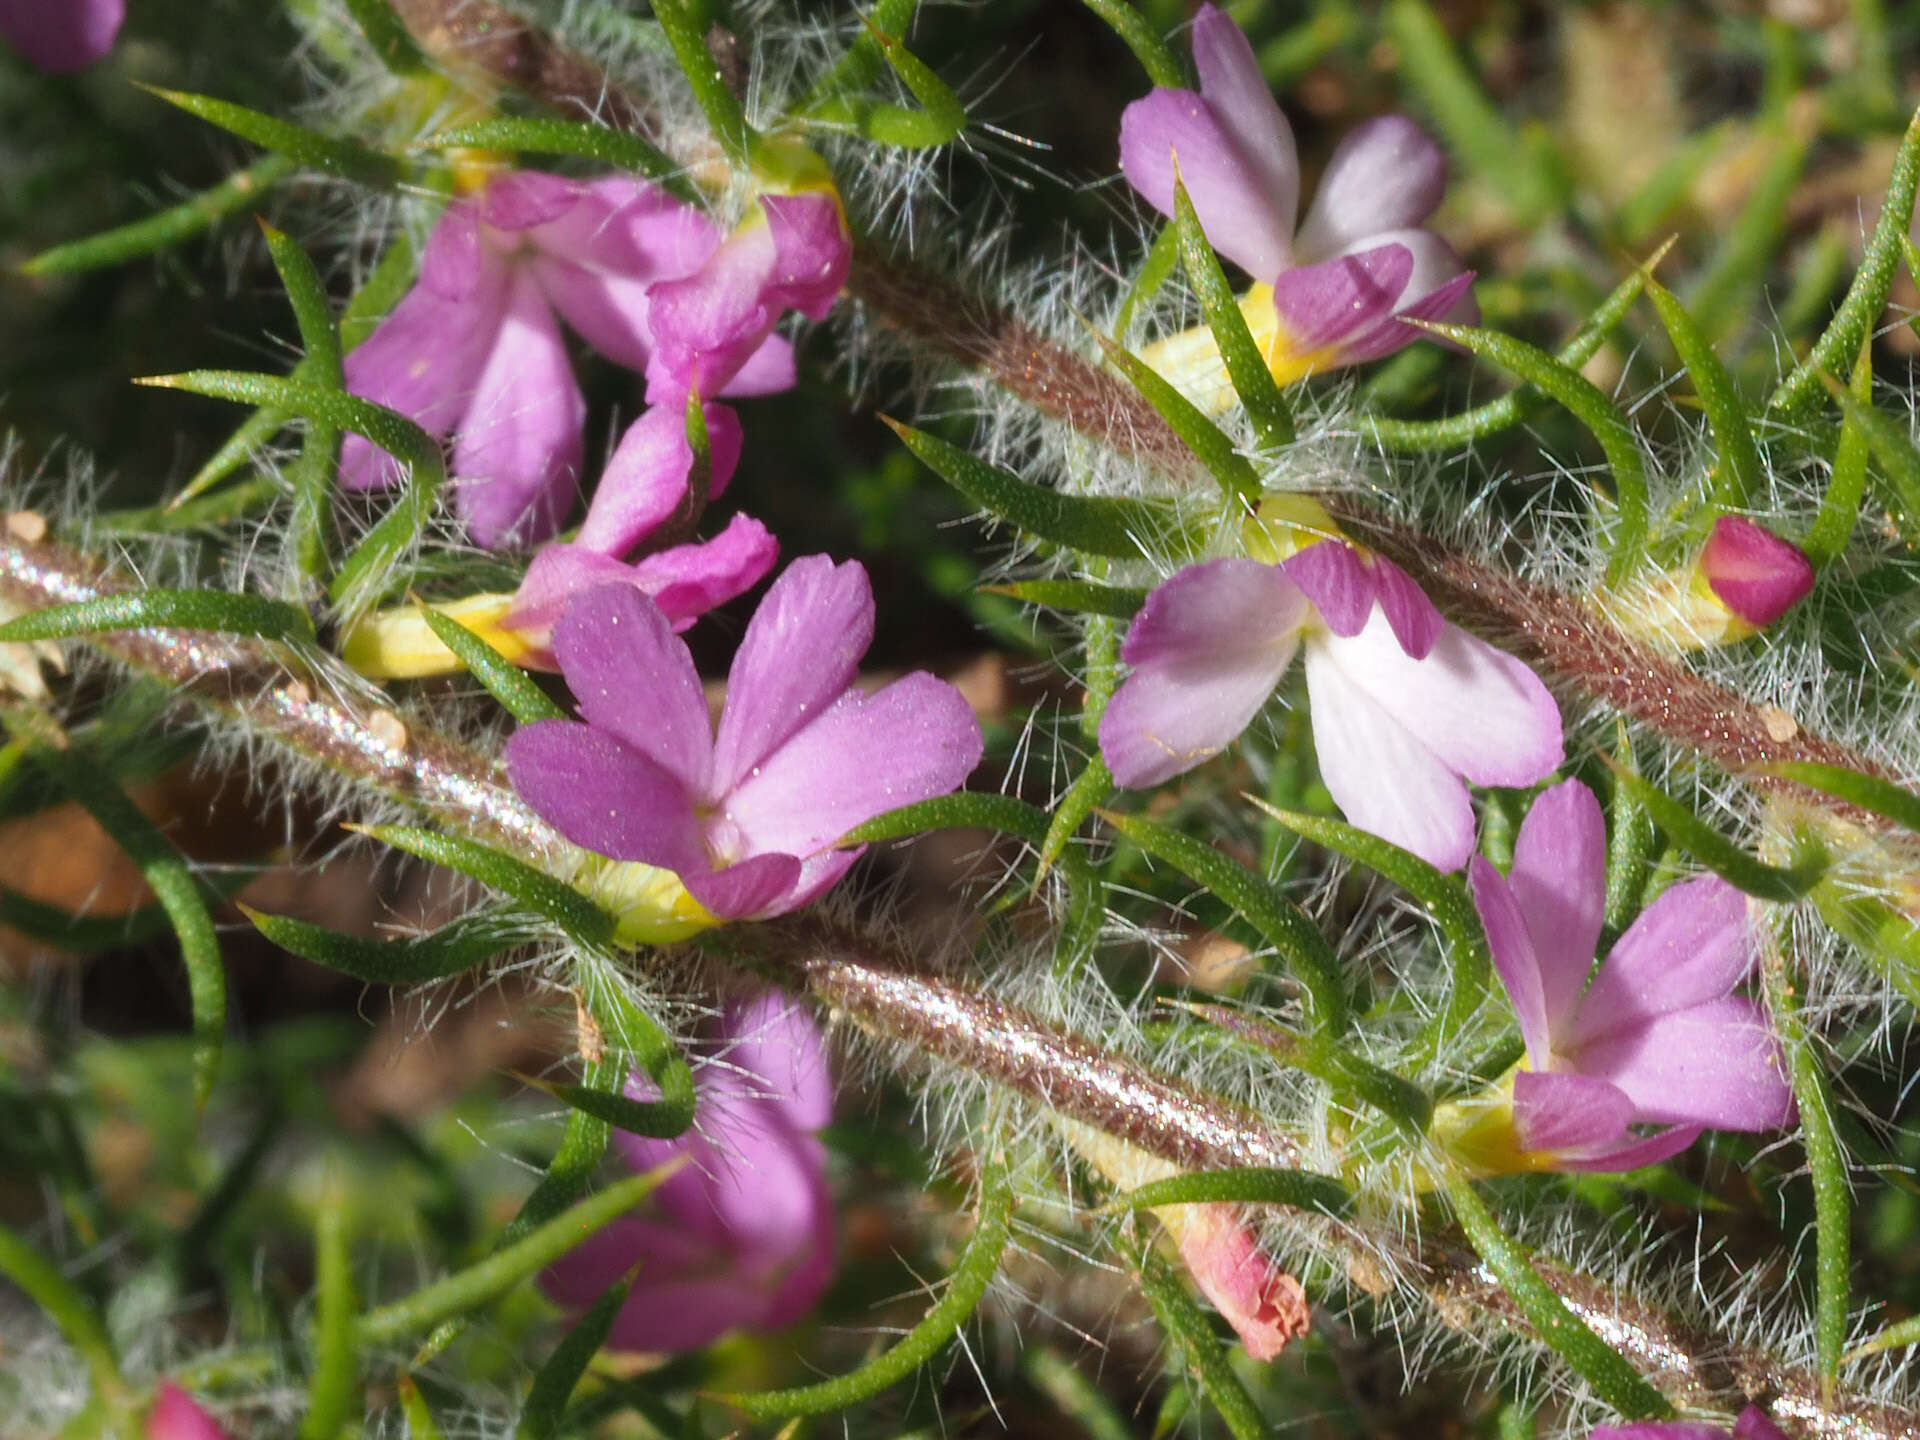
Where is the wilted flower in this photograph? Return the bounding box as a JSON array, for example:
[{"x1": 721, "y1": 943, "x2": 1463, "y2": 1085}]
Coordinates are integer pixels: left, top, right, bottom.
[
  {"x1": 1610, "y1": 516, "x2": 1815, "y2": 652},
  {"x1": 1592, "y1": 1406, "x2": 1788, "y2": 1440},
  {"x1": 1439, "y1": 780, "x2": 1795, "y2": 1174},
  {"x1": 1099, "y1": 518, "x2": 1561, "y2": 871},
  {"x1": 507, "y1": 555, "x2": 983, "y2": 920},
  {"x1": 542, "y1": 991, "x2": 836, "y2": 1352},
  {"x1": 0, "y1": 0, "x2": 122, "y2": 72},
  {"x1": 146, "y1": 1383, "x2": 229, "y2": 1440},
  {"x1": 1119, "y1": 4, "x2": 1474, "y2": 407}
]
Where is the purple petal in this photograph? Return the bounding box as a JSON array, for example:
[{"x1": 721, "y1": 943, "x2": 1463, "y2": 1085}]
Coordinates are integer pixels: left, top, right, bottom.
[
  {"x1": 1547, "y1": 1123, "x2": 1703, "y2": 1174},
  {"x1": 1512, "y1": 1069, "x2": 1634, "y2": 1154},
  {"x1": 1119, "y1": 88, "x2": 1293, "y2": 280},
  {"x1": 710, "y1": 556, "x2": 874, "y2": 797},
  {"x1": 1322, "y1": 229, "x2": 1478, "y2": 363},
  {"x1": 1468, "y1": 857, "x2": 1553, "y2": 1067},
  {"x1": 1565, "y1": 878, "x2": 1755, "y2": 1050},
  {"x1": 759, "y1": 192, "x2": 851, "y2": 321},
  {"x1": 534, "y1": 176, "x2": 719, "y2": 281},
  {"x1": 718, "y1": 333, "x2": 799, "y2": 397},
  {"x1": 1293, "y1": 115, "x2": 1447, "y2": 263},
  {"x1": 1302, "y1": 637, "x2": 1476, "y2": 871},
  {"x1": 449, "y1": 269, "x2": 585, "y2": 549},
  {"x1": 551, "y1": 584, "x2": 713, "y2": 792},
  {"x1": 715, "y1": 991, "x2": 835, "y2": 1132},
  {"x1": 1507, "y1": 780, "x2": 1607, "y2": 1041},
  {"x1": 1281, "y1": 542, "x2": 1378, "y2": 637},
  {"x1": 533, "y1": 256, "x2": 658, "y2": 374},
  {"x1": 1699, "y1": 516, "x2": 1815, "y2": 629},
  {"x1": 1190, "y1": 5, "x2": 1299, "y2": 240},
  {"x1": 1590, "y1": 1427, "x2": 1730, "y2": 1440},
  {"x1": 417, "y1": 201, "x2": 484, "y2": 301},
  {"x1": 682, "y1": 852, "x2": 807, "y2": 920},
  {"x1": 1270, "y1": 243, "x2": 1415, "y2": 355},
  {"x1": 0, "y1": 0, "x2": 123, "y2": 72},
  {"x1": 575, "y1": 403, "x2": 745, "y2": 558},
  {"x1": 505, "y1": 720, "x2": 705, "y2": 872},
  {"x1": 1099, "y1": 559, "x2": 1308, "y2": 789},
  {"x1": 645, "y1": 219, "x2": 778, "y2": 403},
  {"x1": 146, "y1": 1383, "x2": 230, "y2": 1440},
  {"x1": 720, "y1": 673, "x2": 983, "y2": 862},
  {"x1": 626, "y1": 514, "x2": 781, "y2": 625},
  {"x1": 1368, "y1": 556, "x2": 1443, "y2": 659},
  {"x1": 1734, "y1": 1407, "x2": 1792, "y2": 1440},
  {"x1": 478, "y1": 170, "x2": 583, "y2": 232},
  {"x1": 1571, "y1": 996, "x2": 1796, "y2": 1133},
  {"x1": 544, "y1": 1218, "x2": 769, "y2": 1352}
]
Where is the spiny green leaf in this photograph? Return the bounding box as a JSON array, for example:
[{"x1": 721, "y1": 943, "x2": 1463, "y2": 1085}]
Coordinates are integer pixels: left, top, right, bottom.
[
  {"x1": 21, "y1": 154, "x2": 298, "y2": 276},
  {"x1": 515, "y1": 1268, "x2": 637, "y2": 1440},
  {"x1": 811, "y1": 16, "x2": 966, "y2": 148},
  {"x1": 1077, "y1": 0, "x2": 1183, "y2": 87},
  {"x1": 360, "y1": 826, "x2": 615, "y2": 944},
  {"x1": 723, "y1": 1153, "x2": 1013, "y2": 1418},
  {"x1": 652, "y1": 0, "x2": 756, "y2": 167},
  {"x1": 241, "y1": 906, "x2": 514, "y2": 984},
  {"x1": 842, "y1": 791, "x2": 1050, "y2": 845},
  {"x1": 884, "y1": 417, "x2": 1190, "y2": 557},
  {"x1": 1763, "y1": 760, "x2": 1920, "y2": 837},
  {"x1": 1103, "y1": 1166, "x2": 1350, "y2": 1216},
  {"x1": 1094, "y1": 331, "x2": 1262, "y2": 504},
  {"x1": 418, "y1": 607, "x2": 564, "y2": 724},
  {"x1": 142, "y1": 86, "x2": 402, "y2": 188},
  {"x1": 1172, "y1": 177, "x2": 1293, "y2": 448},
  {"x1": 1605, "y1": 766, "x2": 1828, "y2": 901},
  {"x1": 1133, "y1": 1243, "x2": 1267, "y2": 1440},
  {"x1": 1039, "y1": 759, "x2": 1113, "y2": 876},
  {"x1": 519, "y1": 1074, "x2": 693, "y2": 1141},
  {"x1": 260, "y1": 224, "x2": 342, "y2": 584},
  {"x1": 1805, "y1": 342, "x2": 1873, "y2": 568},
  {"x1": 979, "y1": 579, "x2": 1149, "y2": 618},
  {"x1": 422, "y1": 118, "x2": 693, "y2": 202},
  {"x1": 343, "y1": 0, "x2": 428, "y2": 73},
  {"x1": 0, "y1": 590, "x2": 315, "y2": 645},
  {"x1": 1642, "y1": 276, "x2": 1763, "y2": 510},
  {"x1": 1114, "y1": 223, "x2": 1181, "y2": 340},
  {"x1": 804, "y1": 0, "x2": 921, "y2": 103},
  {"x1": 1820, "y1": 376, "x2": 1920, "y2": 550}
]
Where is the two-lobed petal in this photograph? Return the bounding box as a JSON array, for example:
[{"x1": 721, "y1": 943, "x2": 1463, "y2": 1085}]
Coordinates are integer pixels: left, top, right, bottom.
[
  {"x1": 552, "y1": 584, "x2": 713, "y2": 790},
  {"x1": 1284, "y1": 543, "x2": 1441, "y2": 657},
  {"x1": 576, "y1": 403, "x2": 745, "y2": 558},
  {"x1": 1292, "y1": 115, "x2": 1447, "y2": 262},
  {"x1": 1505, "y1": 779, "x2": 1607, "y2": 1037}
]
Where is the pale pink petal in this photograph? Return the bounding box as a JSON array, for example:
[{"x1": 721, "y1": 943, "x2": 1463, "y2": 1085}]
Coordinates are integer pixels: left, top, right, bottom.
[
  {"x1": 1302, "y1": 635, "x2": 1477, "y2": 870},
  {"x1": 1098, "y1": 559, "x2": 1307, "y2": 789},
  {"x1": 710, "y1": 556, "x2": 873, "y2": 796},
  {"x1": 779, "y1": 850, "x2": 864, "y2": 916},
  {"x1": 575, "y1": 403, "x2": 744, "y2": 558},
  {"x1": 533, "y1": 176, "x2": 719, "y2": 280},
  {"x1": 1564, "y1": 878, "x2": 1755, "y2": 1050},
  {"x1": 1171, "y1": 1201, "x2": 1309, "y2": 1361},
  {"x1": 1293, "y1": 115, "x2": 1447, "y2": 262},
  {"x1": 1468, "y1": 856, "x2": 1553, "y2": 1067},
  {"x1": 645, "y1": 220, "x2": 778, "y2": 403},
  {"x1": 1508, "y1": 780, "x2": 1607, "y2": 1039},
  {"x1": 505, "y1": 721, "x2": 705, "y2": 872},
  {"x1": 533, "y1": 257, "x2": 658, "y2": 373},
  {"x1": 718, "y1": 334, "x2": 799, "y2": 397},
  {"x1": 478, "y1": 170, "x2": 582, "y2": 232},
  {"x1": 720, "y1": 673, "x2": 984, "y2": 860},
  {"x1": 1512, "y1": 1069, "x2": 1634, "y2": 1154},
  {"x1": 1591, "y1": 1425, "x2": 1734, "y2": 1440},
  {"x1": 1699, "y1": 516, "x2": 1815, "y2": 629},
  {"x1": 146, "y1": 1383, "x2": 229, "y2": 1440},
  {"x1": 625, "y1": 515, "x2": 780, "y2": 626},
  {"x1": 449, "y1": 269, "x2": 585, "y2": 549},
  {"x1": 1271, "y1": 243, "x2": 1415, "y2": 354},
  {"x1": 0, "y1": 0, "x2": 123, "y2": 71},
  {"x1": 1570, "y1": 996, "x2": 1796, "y2": 1133},
  {"x1": 550, "y1": 584, "x2": 712, "y2": 791},
  {"x1": 683, "y1": 852, "x2": 806, "y2": 920},
  {"x1": 1190, "y1": 4, "x2": 1299, "y2": 252},
  {"x1": 759, "y1": 192, "x2": 850, "y2": 321},
  {"x1": 718, "y1": 991, "x2": 835, "y2": 1132},
  {"x1": 1119, "y1": 88, "x2": 1293, "y2": 279}
]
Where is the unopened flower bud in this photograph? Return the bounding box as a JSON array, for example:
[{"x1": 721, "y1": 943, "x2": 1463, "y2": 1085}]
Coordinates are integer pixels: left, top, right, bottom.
[{"x1": 1697, "y1": 515, "x2": 1815, "y2": 633}]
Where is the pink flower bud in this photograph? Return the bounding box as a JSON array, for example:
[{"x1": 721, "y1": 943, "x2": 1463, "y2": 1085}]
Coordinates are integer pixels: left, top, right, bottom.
[
  {"x1": 1165, "y1": 1203, "x2": 1311, "y2": 1361},
  {"x1": 1698, "y1": 517, "x2": 1814, "y2": 631},
  {"x1": 147, "y1": 1383, "x2": 230, "y2": 1440}
]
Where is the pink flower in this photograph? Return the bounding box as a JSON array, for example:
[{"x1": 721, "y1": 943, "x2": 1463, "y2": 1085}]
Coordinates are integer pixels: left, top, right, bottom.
[
  {"x1": 1119, "y1": 4, "x2": 1474, "y2": 379},
  {"x1": 146, "y1": 1383, "x2": 229, "y2": 1440},
  {"x1": 1698, "y1": 516, "x2": 1815, "y2": 632},
  {"x1": 1468, "y1": 780, "x2": 1795, "y2": 1172},
  {"x1": 1098, "y1": 544, "x2": 1562, "y2": 871},
  {"x1": 1165, "y1": 1204, "x2": 1309, "y2": 1360},
  {"x1": 342, "y1": 171, "x2": 794, "y2": 549},
  {"x1": 542, "y1": 991, "x2": 837, "y2": 1352},
  {"x1": 0, "y1": 0, "x2": 122, "y2": 72},
  {"x1": 1592, "y1": 1406, "x2": 1788, "y2": 1440},
  {"x1": 506, "y1": 555, "x2": 983, "y2": 920}
]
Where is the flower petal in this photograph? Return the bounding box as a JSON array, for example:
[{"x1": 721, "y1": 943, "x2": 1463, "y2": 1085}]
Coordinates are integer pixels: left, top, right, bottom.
[
  {"x1": 626, "y1": 514, "x2": 781, "y2": 626},
  {"x1": 716, "y1": 991, "x2": 836, "y2": 1133},
  {"x1": 1119, "y1": 88, "x2": 1293, "y2": 280},
  {"x1": 478, "y1": 170, "x2": 583, "y2": 232},
  {"x1": 1734, "y1": 1407, "x2": 1792, "y2": 1440},
  {"x1": 1570, "y1": 995, "x2": 1796, "y2": 1132},
  {"x1": 710, "y1": 556, "x2": 874, "y2": 797},
  {"x1": 1167, "y1": 1202, "x2": 1310, "y2": 1361},
  {"x1": 1507, "y1": 779, "x2": 1607, "y2": 1039},
  {"x1": 1512, "y1": 1069, "x2": 1634, "y2": 1154},
  {"x1": 146, "y1": 1382, "x2": 230, "y2": 1440},
  {"x1": 1303, "y1": 635, "x2": 1477, "y2": 870},
  {"x1": 682, "y1": 852, "x2": 806, "y2": 920},
  {"x1": 1468, "y1": 857, "x2": 1553, "y2": 1066},
  {"x1": 1099, "y1": 559, "x2": 1307, "y2": 788},
  {"x1": 1590, "y1": 1428, "x2": 1736, "y2": 1440},
  {"x1": 449, "y1": 269, "x2": 585, "y2": 549},
  {"x1": 575, "y1": 403, "x2": 744, "y2": 558},
  {"x1": 1565, "y1": 877, "x2": 1755, "y2": 1049},
  {"x1": 1368, "y1": 555, "x2": 1444, "y2": 658},
  {"x1": 1699, "y1": 516, "x2": 1815, "y2": 629},
  {"x1": 1190, "y1": 4, "x2": 1299, "y2": 249},
  {"x1": 505, "y1": 720, "x2": 705, "y2": 872},
  {"x1": 1270, "y1": 242, "x2": 1415, "y2": 355},
  {"x1": 0, "y1": 0, "x2": 123, "y2": 72},
  {"x1": 533, "y1": 257, "x2": 658, "y2": 373},
  {"x1": 645, "y1": 218, "x2": 778, "y2": 403},
  {"x1": 551, "y1": 584, "x2": 713, "y2": 792},
  {"x1": 1293, "y1": 115, "x2": 1447, "y2": 263},
  {"x1": 1281, "y1": 542, "x2": 1377, "y2": 637},
  {"x1": 759, "y1": 192, "x2": 851, "y2": 321},
  {"x1": 718, "y1": 333, "x2": 799, "y2": 397},
  {"x1": 545, "y1": 1218, "x2": 769, "y2": 1352},
  {"x1": 1546, "y1": 1123, "x2": 1703, "y2": 1174},
  {"x1": 720, "y1": 673, "x2": 983, "y2": 862}
]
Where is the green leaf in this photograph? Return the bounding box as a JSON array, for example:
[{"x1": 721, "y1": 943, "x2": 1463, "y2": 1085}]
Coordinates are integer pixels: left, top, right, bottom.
[
  {"x1": 1077, "y1": 0, "x2": 1182, "y2": 87},
  {"x1": 343, "y1": 0, "x2": 429, "y2": 73},
  {"x1": 260, "y1": 224, "x2": 343, "y2": 584},
  {"x1": 1762, "y1": 760, "x2": 1920, "y2": 837},
  {"x1": 1805, "y1": 341, "x2": 1873, "y2": 568},
  {"x1": 1039, "y1": 758, "x2": 1112, "y2": 876},
  {"x1": 810, "y1": 15, "x2": 966, "y2": 148},
  {"x1": 1421, "y1": 322, "x2": 1649, "y2": 582},
  {"x1": 884, "y1": 417, "x2": 1190, "y2": 557},
  {"x1": 299, "y1": 1183, "x2": 360, "y2": 1440},
  {"x1": 1133, "y1": 1242, "x2": 1267, "y2": 1440},
  {"x1": 1772, "y1": 105, "x2": 1920, "y2": 421},
  {"x1": 1094, "y1": 330, "x2": 1261, "y2": 504},
  {"x1": 1102, "y1": 810, "x2": 1348, "y2": 1034},
  {"x1": 804, "y1": 0, "x2": 921, "y2": 102},
  {"x1": 1113, "y1": 223, "x2": 1181, "y2": 340},
  {"x1": 521, "y1": 1074, "x2": 694, "y2": 1141},
  {"x1": 20, "y1": 154, "x2": 298, "y2": 276},
  {"x1": 980, "y1": 579, "x2": 1149, "y2": 618},
  {"x1": 723, "y1": 1152, "x2": 1013, "y2": 1417},
  {"x1": 357, "y1": 1168, "x2": 671, "y2": 1346},
  {"x1": 418, "y1": 607, "x2": 565, "y2": 724},
  {"x1": 1642, "y1": 276, "x2": 1763, "y2": 510},
  {"x1": 1171, "y1": 178, "x2": 1294, "y2": 448},
  {"x1": 1606, "y1": 768, "x2": 1827, "y2": 902},
  {"x1": 0, "y1": 1224, "x2": 125, "y2": 1409},
  {"x1": 1022, "y1": 1348, "x2": 1136, "y2": 1440},
  {"x1": 1820, "y1": 376, "x2": 1920, "y2": 551},
  {"x1": 1102, "y1": 1166, "x2": 1350, "y2": 1217},
  {"x1": 142, "y1": 86, "x2": 402, "y2": 188},
  {"x1": 842, "y1": 791, "x2": 1050, "y2": 845},
  {"x1": 398, "y1": 1376, "x2": 446, "y2": 1440},
  {"x1": 1848, "y1": 1313, "x2": 1920, "y2": 1364},
  {"x1": 515, "y1": 1268, "x2": 637, "y2": 1440},
  {"x1": 359, "y1": 826, "x2": 616, "y2": 944},
  {"x1": 241, "y1": 906, "x2": 514, "y2": 983},
  {"x1": 1443, "y1": 1172, "x2": 1672, "y2": 1419},
  {"x1": 652, "y1": 0, "x2": 756, "y2": 167},
  {"x1": 0, "y1": 590, "x2": 315, "y2": 645},
  {"x1": 422, "y1": 118, "x2": 693, "y2": 202}
]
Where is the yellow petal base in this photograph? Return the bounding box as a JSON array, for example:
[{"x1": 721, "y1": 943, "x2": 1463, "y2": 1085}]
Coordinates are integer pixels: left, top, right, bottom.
[
  {"x1": 1135, "y1": 284, "x2": 1338, "y2": 417},
  {"x1": 339, "y1": 594, "x2": 531, "y2": 679}
]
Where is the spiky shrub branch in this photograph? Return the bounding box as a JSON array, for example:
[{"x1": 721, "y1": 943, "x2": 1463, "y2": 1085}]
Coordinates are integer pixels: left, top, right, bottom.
[{"x1": 8, "y1": 2, "x2": 1920, "y2": 1438}]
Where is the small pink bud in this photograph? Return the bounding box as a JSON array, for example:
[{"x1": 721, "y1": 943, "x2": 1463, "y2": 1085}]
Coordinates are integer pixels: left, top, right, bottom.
[
  {"x1": 1698, "y1": 516, "x2": 1814, "y2": 630},
  {"x1": 147, "y1": 1383, "x2": 230, "y2": 1440},
  {"x1": 1169, "y1": 1203, "x2": 1311, "y2": 1361}
]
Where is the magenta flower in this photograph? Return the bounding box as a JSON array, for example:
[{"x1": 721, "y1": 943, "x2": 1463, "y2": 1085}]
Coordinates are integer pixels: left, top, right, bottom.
[
  {"x1": 0, "y1": 0, "x2": 122, "y2": 72},
  {"x1": 506, "y1": 555, "x2": 984, "y2": 920},
  {"x1": 1098, "y1": 543, "x2": 1562, "y2": 871},
  {"x1": 1467, "y1": 779, "x2": 1794, "y2": 1172},
  {"x1": 1592, "y1": 1406, "x2": 1787, "y2": 1440},
  {"x1": 1119, "y1": 4, "x2": 1474, "y2": 381},
  {"x1": 1698, "y1": 516, "x2": 1815, "y2": 632},
  {"x1": 542, "y1": 991, "x2": 836, "y2": 1352},
  {"x1": 147, "y1": 1383, "x2": 229, "y2": 1440},
  {"x1": 342, "y1": 171, "x2": 794, "y2": 549}
]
